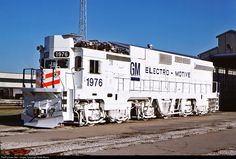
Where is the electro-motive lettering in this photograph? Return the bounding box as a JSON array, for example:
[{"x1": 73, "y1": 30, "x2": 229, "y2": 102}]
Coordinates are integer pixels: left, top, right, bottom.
[
  {"x1": 145, "y1": 66, "x2": 191, "y2": 78},
  {"x1": 145, "y1": 67, "x2": 169, "y2": 76},
  {"x1": 175, "y1": 71, "x2": 191, "y2": 78},
  {"x1": 131, "y1": 63, "x2": 191, "y2": 79}
]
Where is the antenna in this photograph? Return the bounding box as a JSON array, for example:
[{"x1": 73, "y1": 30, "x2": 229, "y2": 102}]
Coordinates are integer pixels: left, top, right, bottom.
[{"x1": 79, "y1": 0, "x2": 87, "y2": 40}]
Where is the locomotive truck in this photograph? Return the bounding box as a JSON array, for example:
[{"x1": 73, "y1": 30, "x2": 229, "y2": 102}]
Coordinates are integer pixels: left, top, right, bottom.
[{"x1": 21, "y1": 34, "x2": 219, "y2": 128}]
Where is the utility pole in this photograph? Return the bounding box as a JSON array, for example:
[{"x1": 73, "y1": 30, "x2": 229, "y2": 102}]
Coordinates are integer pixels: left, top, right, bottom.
[{"x1": 79, "y1": 0, "x2": 87, "y2": 40}]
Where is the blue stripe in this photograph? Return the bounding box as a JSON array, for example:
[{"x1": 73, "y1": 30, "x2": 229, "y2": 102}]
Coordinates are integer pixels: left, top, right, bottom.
[{"x1": 131, "y1": 77, "x2": 140, "y2": 81}]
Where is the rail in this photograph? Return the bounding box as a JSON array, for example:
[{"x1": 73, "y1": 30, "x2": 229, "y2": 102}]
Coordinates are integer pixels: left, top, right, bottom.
[{"x1": 0, "y1": 99, "x2": 23, "y2": 106}]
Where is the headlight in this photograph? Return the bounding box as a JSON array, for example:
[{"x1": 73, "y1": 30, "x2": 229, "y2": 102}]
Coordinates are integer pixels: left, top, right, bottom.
[
  {"x1": 33, "y1": 108, "x2": 40, "y2": 117},
  {"x1": 143, "y1": 107, "x2": 148, "y2": 111}
]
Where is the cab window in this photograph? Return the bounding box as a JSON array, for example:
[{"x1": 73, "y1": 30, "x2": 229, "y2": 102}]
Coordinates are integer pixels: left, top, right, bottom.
[
  {"x1": 44, "y1": 59, "x2": 69, "y2": 69},
  {"x1": 45, "y1": 60, "x2": 56, "y2": 68},
  {"x1": 58, "y1": 59, "x2": 69, "y2": 68},
  {"x1": 75, "y1": 56, "x2": 82, "y2": 71},
  {"x1": 90, "y1": 60, "x2": 100, "y2": 74}
]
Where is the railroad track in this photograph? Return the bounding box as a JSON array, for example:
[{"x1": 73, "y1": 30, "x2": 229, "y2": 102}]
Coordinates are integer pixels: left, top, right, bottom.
[
  {"x1": 0, "y1": 99, "x2": 23, "y2": 107},
  {"x1": 0, "y1": 107, "x2": 22, "y2": 110},
  {"x1": 1, "y1": 121, "x2": 236, "y2": 156}
]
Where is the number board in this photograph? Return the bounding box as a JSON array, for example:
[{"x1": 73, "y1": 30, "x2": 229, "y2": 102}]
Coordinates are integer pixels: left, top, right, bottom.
[{"x1": 54, "y1": 51, "x2": 70, "y2": 58}]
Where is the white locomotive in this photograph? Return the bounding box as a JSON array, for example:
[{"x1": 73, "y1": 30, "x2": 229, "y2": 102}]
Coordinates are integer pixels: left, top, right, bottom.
[{"x1": 21, "y1": 34, "x2": 219, "y2": 128}]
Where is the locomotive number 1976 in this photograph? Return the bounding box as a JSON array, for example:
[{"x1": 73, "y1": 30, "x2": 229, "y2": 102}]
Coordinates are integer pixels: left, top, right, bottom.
[{"x1": 86, "y1": 78, "x2": 103, "y2": 87}]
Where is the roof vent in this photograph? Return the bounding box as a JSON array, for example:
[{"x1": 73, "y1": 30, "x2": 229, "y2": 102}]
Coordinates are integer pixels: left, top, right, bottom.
[{"x1": 147, "y1": 44, "x2": 153, "y2": 49}]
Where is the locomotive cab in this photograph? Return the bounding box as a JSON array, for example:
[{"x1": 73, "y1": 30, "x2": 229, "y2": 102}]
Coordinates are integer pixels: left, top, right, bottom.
[{"x1": 21, "y1": 35, "x2": 79, "y2": 128}]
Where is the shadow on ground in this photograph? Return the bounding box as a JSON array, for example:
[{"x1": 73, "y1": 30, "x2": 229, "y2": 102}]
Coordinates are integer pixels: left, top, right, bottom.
[{"x1": 0, "y1": 114, "x2": 24, "y2": 126}]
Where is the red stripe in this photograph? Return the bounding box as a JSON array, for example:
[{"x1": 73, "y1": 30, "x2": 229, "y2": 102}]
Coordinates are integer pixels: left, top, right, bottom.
[
  {"x1": 36, "y1": 79, "x2": 60, "y2": 88},
  {"x1": 45, "y1": 71, "x2": 61, "y2": 79},
  {"x1": 43, "y1": 79, "x2": 60, "y2": 87}
]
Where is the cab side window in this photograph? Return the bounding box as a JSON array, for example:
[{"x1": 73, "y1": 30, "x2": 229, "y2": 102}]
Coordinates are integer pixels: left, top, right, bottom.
[
  {"x1": 90, "y1": 60, "x2": 100, "y2": 74},
  {"x1": 75, "y1": 56, "x2": 82, "y2": 71}
]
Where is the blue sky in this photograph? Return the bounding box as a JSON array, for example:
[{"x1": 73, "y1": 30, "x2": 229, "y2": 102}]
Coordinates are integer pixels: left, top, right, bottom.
[{"x1": 0, "y1": 0, "x2": 235, "y2": 73}]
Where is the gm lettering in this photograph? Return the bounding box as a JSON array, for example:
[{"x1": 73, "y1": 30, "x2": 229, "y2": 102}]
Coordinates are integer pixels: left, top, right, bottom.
[{"x1": 130, "y1": 62, "x2": 140, "y2": 76}]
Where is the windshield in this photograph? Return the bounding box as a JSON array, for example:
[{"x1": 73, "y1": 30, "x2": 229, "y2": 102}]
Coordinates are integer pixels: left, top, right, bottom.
[{"x1": 44, "y1": 59, "x2": 69, "y2": 69}]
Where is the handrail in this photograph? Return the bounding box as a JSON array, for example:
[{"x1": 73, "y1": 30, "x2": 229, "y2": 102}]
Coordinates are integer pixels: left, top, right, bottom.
[
  {"x1": 52, "y1": 67, "x2": 55, "y2": 88},
  {"x1": 23, "y1": 68, "x2": 37, "y2": 88},
  {"x1": 115, "y1": 77, "x2": 212, "y2": 94}
]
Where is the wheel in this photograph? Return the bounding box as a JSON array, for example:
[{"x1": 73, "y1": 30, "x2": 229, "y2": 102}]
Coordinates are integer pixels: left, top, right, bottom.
[
  {"x1": 116, "y1": 120, "x2": 123, "y2": 124},
  {"x1": 143, "y1": 118, "x2": 148, "y2": 122},
  {"x1": 88, "y1": 123, "x2": 95, "y2": 127},
  {"x1": 163, "y1": 116, "x2": 169, "y2": 119}
]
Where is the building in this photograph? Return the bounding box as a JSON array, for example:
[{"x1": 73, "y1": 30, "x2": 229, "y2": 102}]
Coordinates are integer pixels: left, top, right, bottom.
[
  {"x1": 0, "y1": 72, "x2": 34, "y2": 99},
  {"x1": 198, "y1": 30, "x2": 236, "y2": 111}
]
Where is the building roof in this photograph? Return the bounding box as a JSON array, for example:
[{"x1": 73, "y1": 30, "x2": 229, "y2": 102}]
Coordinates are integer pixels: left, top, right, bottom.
[
  {"x1": 211, "y1": 53, "x2": 236, "y2": 59},
  {"x1": 198, "y1": 47, "x2": 218, "y2": 57},
  {"x1": 211, "y1": 53, "x2": 236, "y2": 69},
  {"x1": 216, "y1": 30, "x2": 236, "y2": 38}
]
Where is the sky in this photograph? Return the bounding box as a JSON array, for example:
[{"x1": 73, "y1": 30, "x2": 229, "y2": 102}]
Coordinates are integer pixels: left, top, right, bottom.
[{"x1": 0, "y1": 0, "x2": 236, "y2": 73}]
